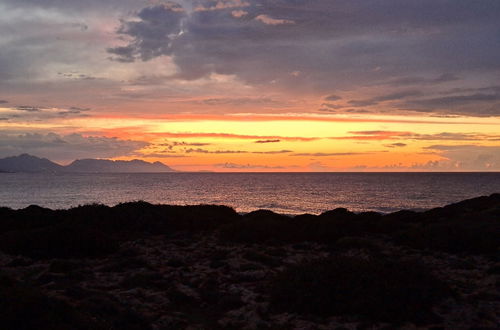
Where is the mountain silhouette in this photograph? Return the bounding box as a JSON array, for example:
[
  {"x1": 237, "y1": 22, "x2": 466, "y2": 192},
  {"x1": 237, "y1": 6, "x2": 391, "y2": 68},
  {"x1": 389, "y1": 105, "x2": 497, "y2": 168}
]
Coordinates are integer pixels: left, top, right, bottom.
[{"x1": 0, "y1": 154, "x2": 174, "y2": 173}]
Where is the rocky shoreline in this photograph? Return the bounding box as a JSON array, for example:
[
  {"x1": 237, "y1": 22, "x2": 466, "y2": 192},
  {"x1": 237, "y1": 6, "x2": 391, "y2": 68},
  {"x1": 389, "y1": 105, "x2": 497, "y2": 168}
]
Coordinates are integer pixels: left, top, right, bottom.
[{"x1": 1, "y1": 194, "x2": 499, "y2": 329}]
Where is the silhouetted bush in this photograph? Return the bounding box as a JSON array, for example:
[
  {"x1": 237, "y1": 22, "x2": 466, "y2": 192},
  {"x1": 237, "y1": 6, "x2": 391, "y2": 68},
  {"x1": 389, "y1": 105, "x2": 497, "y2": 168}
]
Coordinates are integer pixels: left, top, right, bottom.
[
  {"x1": 268, "y1": 256, "x2": 452, "y2": 324},
  {"x1": 0, "y1": 272, "x2": 105, "y2": 330},
  {"x1": 0, "y1": 205, "x2": 60, "y2": 234},
  {"x1": 396, "y1": 219, "x2": 500, "y2": 254},
  {"x1": 0, "y1": 224, "x2": 118, "y2": 259},
  {"x1": 335, "y1": 236, "x2": 381, "y2": 251},
  {"x1": 219, "y1": 210, "x2": 297, "y2": 243}
]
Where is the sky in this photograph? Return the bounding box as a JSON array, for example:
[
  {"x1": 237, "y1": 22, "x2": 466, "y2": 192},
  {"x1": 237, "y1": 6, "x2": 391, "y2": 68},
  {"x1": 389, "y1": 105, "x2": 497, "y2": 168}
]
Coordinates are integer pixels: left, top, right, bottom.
[{"x1": 1, "y1": 0, "x2": 500, "y2": 171}]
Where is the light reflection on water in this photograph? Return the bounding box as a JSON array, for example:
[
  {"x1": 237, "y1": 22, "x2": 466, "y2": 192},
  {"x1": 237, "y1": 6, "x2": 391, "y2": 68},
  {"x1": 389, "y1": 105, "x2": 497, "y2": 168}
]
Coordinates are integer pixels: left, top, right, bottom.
[{"x1": 1, "y1": 172, "x2": 499, "y2": 214}]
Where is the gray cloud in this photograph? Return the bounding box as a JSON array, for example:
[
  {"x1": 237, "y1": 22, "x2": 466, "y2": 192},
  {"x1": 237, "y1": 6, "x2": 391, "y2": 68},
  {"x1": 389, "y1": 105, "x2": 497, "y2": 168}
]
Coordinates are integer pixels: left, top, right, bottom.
[
  {"x1": 383, "y1": 73, "x2": 460, "y2": 86},
  {"x1": 324, "y1": 94, "x2": 342, "y2": 101},
  {"x1": 0, "y1": 100, "x2": 8, "y2": 104},
  {"x1": 214, "y1": 162, "x2": 285, "y2": 169},
  {"x1": 338, "y1": 131, "x2": 500, "y2": 141},
  {"x1": 1, "y1": 0, "x2": 500, "y2": 117},
  {"x1": 255, "y1": 139, "x2": 280, "y2": 143},
  {"x1": 385, "y1": 143, "x2": 407, "y2": 148},
  {"x1": 200, "y1": 97, "x2": 279, "y2": 106},
  {"x1": 252, "y1": 150, "x2": 292, "y2": 154},
  {"x1": 421, "y1": 144, "x2": 500, "y2": 170},
  {"x1": 401, "y1": 89, "x2": 500, "y2": 116},
  {"x1": 0, "y1": 132, "x2": 149, "y2": 162},
  {"x1": 185, "y1": 148, "x2": 248, "y2": 154},
  {"x1": 107, "y1": 3, "x2": 186, "y2": 62},
  {"x1": 15, "y1": 106, "x2": 43, "y2": 112},
  {"x1": 291, "y1": 152, "x2": 369, "y2": 157},
  {"x1": 106, "y1": 1, "x2": 500, "y2": 105},
  {"x1": 348, "y1": 90, "x2": 423, "y2": 107}
]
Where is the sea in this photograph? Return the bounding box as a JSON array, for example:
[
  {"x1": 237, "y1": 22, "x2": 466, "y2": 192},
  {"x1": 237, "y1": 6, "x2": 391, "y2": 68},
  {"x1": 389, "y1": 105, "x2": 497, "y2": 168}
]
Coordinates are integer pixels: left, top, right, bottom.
[{"x1": 1, "y1": 172, "x2": 500, "y2": 214}]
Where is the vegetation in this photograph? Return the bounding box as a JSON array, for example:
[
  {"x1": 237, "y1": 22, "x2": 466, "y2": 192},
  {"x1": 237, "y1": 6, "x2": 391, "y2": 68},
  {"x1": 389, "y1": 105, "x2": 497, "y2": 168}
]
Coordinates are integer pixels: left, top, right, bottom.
[{"x1": 268, "y1": 256, "x2": 452, "y2": 324}]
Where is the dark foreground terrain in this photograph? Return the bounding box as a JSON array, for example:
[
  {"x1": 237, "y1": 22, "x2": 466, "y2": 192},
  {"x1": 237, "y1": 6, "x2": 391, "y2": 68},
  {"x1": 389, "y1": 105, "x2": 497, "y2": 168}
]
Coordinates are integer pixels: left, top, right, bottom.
[{"x1": 0, "y1": 194, "x2": 499, "y2": 329}]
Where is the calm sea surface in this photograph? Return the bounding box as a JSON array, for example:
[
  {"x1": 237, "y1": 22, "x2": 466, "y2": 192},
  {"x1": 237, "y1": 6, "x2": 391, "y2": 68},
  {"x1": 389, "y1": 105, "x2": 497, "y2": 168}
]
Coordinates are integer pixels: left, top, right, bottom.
[{"x1": 1, "y1": 172, "x2": 499, "y2": 214}]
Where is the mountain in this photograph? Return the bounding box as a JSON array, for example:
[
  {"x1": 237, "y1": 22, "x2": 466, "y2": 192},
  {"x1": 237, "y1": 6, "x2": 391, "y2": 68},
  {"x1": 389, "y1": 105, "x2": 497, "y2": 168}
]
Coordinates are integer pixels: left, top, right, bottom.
[
  {"x1": 0, "y1": 154, "x2": 63, "y2": 173},
  {"x1": 0, "y1": 154, "x2": 174, "y2": 173},
  {"x1": 65, "y1": 158, "x2": 174, "y2": 173}
]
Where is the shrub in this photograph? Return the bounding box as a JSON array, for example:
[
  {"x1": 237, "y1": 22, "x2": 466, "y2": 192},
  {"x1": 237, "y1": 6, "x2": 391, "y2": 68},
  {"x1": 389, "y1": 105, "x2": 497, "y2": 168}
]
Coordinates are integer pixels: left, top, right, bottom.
[
  {"x1": 0, "y1": 273, "x2": 105, "y2": 330},
  {"x1": 268, "y1": 256, "x2": 452, "y2": 324},
  {"x1": 219, "y1": 210, "x2": 297, "y2": 243},
  {"x1": 396, "y1": 219, "x2": 500, "y2": 254},
  {"x1": 0, "y1": 224, "x2": 118, "y2": 259}
]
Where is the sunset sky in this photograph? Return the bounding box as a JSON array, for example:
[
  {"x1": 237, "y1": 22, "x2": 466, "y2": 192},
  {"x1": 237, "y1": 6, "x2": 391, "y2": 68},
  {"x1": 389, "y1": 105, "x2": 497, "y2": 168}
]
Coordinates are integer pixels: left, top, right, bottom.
[{"x1": 1, "y1": 0, "x2": 500, "y2": 171}]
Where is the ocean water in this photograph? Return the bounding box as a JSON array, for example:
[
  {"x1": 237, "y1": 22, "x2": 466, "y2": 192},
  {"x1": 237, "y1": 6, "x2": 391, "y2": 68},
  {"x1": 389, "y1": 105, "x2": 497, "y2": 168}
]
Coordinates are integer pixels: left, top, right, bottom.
[{"x1": 1, "y1": 172, "x2": 499, "y2": 214}]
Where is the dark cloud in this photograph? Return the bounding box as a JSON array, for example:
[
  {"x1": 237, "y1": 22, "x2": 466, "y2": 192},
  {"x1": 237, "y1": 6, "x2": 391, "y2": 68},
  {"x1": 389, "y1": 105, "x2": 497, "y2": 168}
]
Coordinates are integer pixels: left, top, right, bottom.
[
  {"x1": 291, "y1": 152, "x2": 369, "y2": 157},
  {"x1": 321, "y1": 103, "x2": 344, "y2": 109},
  {"x1": 158, "y1": 141, "x2": 212, "y2": 150},
  {"x1": 1, "y1": 0, "x2": 499, "y2": 118},
  {"x1": 107, "y1": 3, "x2": 186, "y2": 62},
  {"x1": 402, "y1": 91, "x2": 500, "y2": 116},
  {"x1": 57, "y1": 72, "x2": 98, "y2": 81},
  {"x1": 185, "y1": 148, "x2": 248, "y2": 154},
  {"x1": 0, "y1": 100, "x2": 8, "y2": 104},
  {"x1": 385, "y1": 143, "x2": 407, "y2": 148},
  {"x1": 15, "y1": 106, "x2": 43, "y2": 112},
  {"x1": 348, "y1": 90, "x2": 423, "y2": 107},
  {"x1": 384, "y1": 73, "x2": 460, "y2": 86},
  {"x1": 336, "y1": 130, "x2": 500, "y2": 141},
  {"x1": 214, "y1": 162, "x2": 285, "y2": 169},
  {"x1": 108, "y1": 0, "x2": 500, "y2": 100},
  {"x1": 69, "y1": 107, "x2": 91, "y2": 111},
  {"x1": 324, "y1": 94, "x2": 342, "y2": 101},
  {"x1": 200, "y1": 97, "x2": 279, "y2": 106},
  {"x1": 252, "y1": 150, "x2": 292, "y2": 154},
  {"x1": 255, "y1": 139, "x2": 280, "y2": 143},
  {"x1": 184, "y1": 147, "x2": 291, "y2": 154}
]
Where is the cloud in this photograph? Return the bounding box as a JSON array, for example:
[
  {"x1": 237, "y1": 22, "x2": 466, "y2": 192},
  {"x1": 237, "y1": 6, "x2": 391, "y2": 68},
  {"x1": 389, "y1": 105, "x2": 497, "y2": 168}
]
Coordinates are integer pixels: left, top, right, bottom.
[
  {"x1": 1, "y1": 0, "x2": 500, "y2": 118},
  {"x1": 421, "y1": 144, "x2": 500, "y2": 170},
  {"x1": 0, "y1": 132, "x2": 149, "y2": 162},
  {"x1": 106, "y1": 1, "x2": 500, "y2": 90},
  {"x1": 0, "y1": 100, "x2": 8, "y2": 104},
  {"x1": 231, "y1": 10, "x2": 248, "y2": 18},
  {"x1": 324, "y1": 94, "x2": 342, "y2": 101},
  {"x1": 107, "y1": 3, "x2": 186, "y2": 62},
  {"x1": 99, "y1": 0, "x2": 500, "y2": 116},
  {"x1": 255, "y1": 139, "x2": 280, "y2": 143},
  {"x1": 195, "y1": 0, "x2": 250, "y2": 12},
  {"x1": 291, "y1": 152, "x2": 369, "y2": 157},
  {"x1": 348, "y1": 90, "x2": 423, "y2": 107},
  {"x1": 157, "y1": 141, "x2": 212, "y2": 150},
  {"x1": 200, "y1": 97, "x2": 279, "y2": 106},
  {"x1": 15, "y1": 105, "x2": 43, "y2": 112},
  {"x1": 384, "y1": 73, "x2": 460, "y2": 86},
  {"x1": 384, "y1": 143, "x2": 407, "y2": 148},
  {"x1": 331, "y1": 131, "x2": 500, "y2": 141},
  {"x1": 254, "y1": 14, "x2": 294, "y2": 25},
  {"x1": 214, "y1": 162, "x2": 284, "y2": 169},
  {"x1": 252, "y1": 150, "x2": 292, "y2": 154},
  {"x1": 185, "y1": 148, "x2": 248, "y2": 154},
  {"x1": 136, "y1": 153, "x2": 188, "y2": 158},
  {"x1": 401, "y1": 89, "x2": 500, "y2": 116},
  {"x1": 0, "y1": 105, "x2": 92, "y2": 121},
  {"x1": 152, "y1": 132, "x2": 318, "y2": 141},
  {"x1": 331, "y1": 131, "x2": 412, "y2": 140}
]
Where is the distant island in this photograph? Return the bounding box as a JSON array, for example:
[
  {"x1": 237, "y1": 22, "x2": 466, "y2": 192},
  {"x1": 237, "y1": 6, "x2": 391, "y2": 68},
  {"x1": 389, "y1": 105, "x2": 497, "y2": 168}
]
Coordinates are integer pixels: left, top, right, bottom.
[{"x1": 0, "y1": 154, "x2": 174, "y2": 173}]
